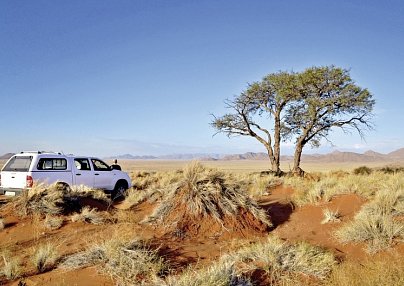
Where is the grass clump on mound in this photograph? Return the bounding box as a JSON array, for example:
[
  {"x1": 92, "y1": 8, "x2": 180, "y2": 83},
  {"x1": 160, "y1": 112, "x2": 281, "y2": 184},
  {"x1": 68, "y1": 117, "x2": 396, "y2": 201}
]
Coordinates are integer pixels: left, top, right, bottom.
[
  {"x1": 10, "y1": 183, "x2": 111, "y2": 216},
  {"x1": 143, "y1": 162, "x2": 272, "y2": 237}
]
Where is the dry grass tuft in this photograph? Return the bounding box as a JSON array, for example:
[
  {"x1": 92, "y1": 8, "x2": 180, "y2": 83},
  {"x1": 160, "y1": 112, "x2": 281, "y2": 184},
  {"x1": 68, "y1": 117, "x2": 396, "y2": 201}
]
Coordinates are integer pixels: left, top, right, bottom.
[
  {"x1": 61, "y1": 238, "x2": 166, "y2": 285},
  {"x1": 335, "y1": 214, "x2": 403, "y2": 253},
  {"x1": 245, "y1": 173, "x2": 282, "y2": 198},
  {"x1": 71, "y1": 207, "x2": 105, "y2": 225},
  {"x1": 163, "y1": 260, "x2": 251, "y2": 286},
  {"x1": 287, "y1": 173, "x2": 404, "y2": 207},
  {"x1": 164, "y1": 235, "x2": 335, "y2": 285},
  {"x1": 1, "y1": 254, "x2": 20, "y2": 280},
  {"x1": 325, "y1": 256, "x2": 404, "y2": 286},
  {"x1": 44, "y1": 215, "x2": 64, "y2": 230},
  {"x1": 321, "y1": 208, "x2": 342, "y2": 224},
  {"x1": 32, "y1": 243, "x2": 58, "y2": 273},
  {"x1": 232, "y1": 236, "x2": 336, "y2": 280},
  {"x1": 335, "y1": 178, "x2": 404, "y2": 253}
]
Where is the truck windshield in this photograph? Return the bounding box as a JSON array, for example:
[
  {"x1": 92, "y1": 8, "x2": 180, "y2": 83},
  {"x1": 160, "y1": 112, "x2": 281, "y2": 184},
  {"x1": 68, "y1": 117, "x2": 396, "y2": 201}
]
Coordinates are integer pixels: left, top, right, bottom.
[{"x1": 2, "y1": 156, "x2": 33, "y2": 172}]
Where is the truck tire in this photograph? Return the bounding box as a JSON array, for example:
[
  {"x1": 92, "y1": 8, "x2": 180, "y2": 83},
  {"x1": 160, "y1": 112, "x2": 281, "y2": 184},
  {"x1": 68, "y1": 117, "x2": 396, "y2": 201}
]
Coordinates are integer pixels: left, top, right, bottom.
[{"x1": 112, "y1": 180, "x2": 128, "y2": 199}]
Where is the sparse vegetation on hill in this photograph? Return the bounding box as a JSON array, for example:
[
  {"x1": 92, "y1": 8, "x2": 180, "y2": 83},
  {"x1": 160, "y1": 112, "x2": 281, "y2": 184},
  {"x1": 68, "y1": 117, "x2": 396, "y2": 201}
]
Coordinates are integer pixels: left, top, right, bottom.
[{"x1": 142, "y1": 162, "x2": 272, "y2": 238}]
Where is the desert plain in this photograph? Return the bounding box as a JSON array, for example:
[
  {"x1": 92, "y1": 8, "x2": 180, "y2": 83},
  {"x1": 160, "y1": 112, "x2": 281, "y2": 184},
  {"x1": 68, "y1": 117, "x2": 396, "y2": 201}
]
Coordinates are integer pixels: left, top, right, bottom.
[{"x1": 0, "y1": 157, "x2": 403, "y2": 286}]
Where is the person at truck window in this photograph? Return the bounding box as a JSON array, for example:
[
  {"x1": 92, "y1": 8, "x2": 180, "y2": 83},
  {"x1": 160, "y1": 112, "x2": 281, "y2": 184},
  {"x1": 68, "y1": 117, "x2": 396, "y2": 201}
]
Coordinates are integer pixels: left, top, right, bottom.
[{"x1": 110, "y1": 159, "x2": 122, "y2": 171}]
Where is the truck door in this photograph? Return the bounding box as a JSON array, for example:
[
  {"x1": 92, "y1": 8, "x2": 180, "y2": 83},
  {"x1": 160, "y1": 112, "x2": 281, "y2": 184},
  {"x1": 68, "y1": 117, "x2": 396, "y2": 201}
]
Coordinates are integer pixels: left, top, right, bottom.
[
  {"x1": 91, "y1": 158, "x2": 114, "y2": 190},
  {"x1": 73, "y1": 158, "x2": 94, "y2": 188}
]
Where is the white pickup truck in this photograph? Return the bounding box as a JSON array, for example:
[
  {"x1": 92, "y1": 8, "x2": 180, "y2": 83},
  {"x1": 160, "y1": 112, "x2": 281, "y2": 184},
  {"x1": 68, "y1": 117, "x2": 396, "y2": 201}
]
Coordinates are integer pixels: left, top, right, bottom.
[{"x1": 0, "y1": 151, "x2": 132, "y2": 196}]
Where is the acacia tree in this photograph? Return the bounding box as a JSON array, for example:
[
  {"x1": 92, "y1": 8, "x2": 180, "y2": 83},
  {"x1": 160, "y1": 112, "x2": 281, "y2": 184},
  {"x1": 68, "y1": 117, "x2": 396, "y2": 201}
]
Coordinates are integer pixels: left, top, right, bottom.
[
  {"x1": 284, "y1": 66, "x2": 375, "y2": 176},
  {"x1": 211, "y1": 72, "x2": 298, "y2": 175}
]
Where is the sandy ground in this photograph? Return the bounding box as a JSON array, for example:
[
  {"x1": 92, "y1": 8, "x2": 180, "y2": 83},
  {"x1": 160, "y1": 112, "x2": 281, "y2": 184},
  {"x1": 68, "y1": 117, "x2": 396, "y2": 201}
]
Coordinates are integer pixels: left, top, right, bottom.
[{"x1": 0, "y1": 185, "x2": 403, "y2": 285}]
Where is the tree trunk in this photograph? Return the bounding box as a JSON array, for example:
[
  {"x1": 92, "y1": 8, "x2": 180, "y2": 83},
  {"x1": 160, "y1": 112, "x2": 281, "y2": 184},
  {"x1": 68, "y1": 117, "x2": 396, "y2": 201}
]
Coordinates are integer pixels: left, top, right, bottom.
[
  {"x1": 292, "y1": 140, "x2": 305, "y2": 176},
  {"x1": 273, "y1": 112, "x2": 281, "y2": 175}
]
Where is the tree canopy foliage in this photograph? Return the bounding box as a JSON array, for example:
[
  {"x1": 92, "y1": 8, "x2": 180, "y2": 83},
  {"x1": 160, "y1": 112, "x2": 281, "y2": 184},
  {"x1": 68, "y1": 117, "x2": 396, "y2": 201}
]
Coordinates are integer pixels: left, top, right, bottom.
[{"x1": 212, "y1": 66, "x2": 375, "y2": 175}]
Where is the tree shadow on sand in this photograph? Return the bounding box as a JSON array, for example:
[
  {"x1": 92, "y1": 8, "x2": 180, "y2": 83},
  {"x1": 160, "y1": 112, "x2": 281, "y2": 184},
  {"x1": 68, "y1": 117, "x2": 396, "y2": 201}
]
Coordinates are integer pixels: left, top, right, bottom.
[{"x1": 259, "y1": 200, "x2": 294, "y2": 229}]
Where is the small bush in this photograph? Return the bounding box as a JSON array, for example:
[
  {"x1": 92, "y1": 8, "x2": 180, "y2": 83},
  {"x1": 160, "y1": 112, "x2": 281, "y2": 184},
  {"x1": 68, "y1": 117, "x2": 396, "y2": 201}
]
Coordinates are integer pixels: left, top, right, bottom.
[
  {"x1": 32, "y1": 243, "x2": 57, "y2": 273},
  {"x1": 378, "y1": 166, "x2": 404, "y2": 174},
  {"x1": 0, "y1": 218, "x2": 4, "y2": 231},
  {"x1": 353, "y1": 166, "x2": 372, "y2": 175}
]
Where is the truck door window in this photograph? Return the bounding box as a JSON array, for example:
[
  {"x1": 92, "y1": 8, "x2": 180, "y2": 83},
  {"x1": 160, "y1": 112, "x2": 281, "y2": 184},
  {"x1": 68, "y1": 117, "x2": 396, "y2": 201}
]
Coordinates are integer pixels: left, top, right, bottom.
[
  {"x1": 91, "y1": 159, "x2": 110, "y2": 171},
  {"x1": 74, "y1": 158, "x2": 91, "y2": 171}
]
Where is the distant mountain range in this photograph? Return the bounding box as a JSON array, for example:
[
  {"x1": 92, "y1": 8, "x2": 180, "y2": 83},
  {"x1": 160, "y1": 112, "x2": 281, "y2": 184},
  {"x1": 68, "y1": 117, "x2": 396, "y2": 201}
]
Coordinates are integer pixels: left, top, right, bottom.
[
  {"x1": 2, "y1": 148, "x2": 404, "y2": 163},
  {"x1": 106, "y1": 148, "x2": 404, "y2": 163}
]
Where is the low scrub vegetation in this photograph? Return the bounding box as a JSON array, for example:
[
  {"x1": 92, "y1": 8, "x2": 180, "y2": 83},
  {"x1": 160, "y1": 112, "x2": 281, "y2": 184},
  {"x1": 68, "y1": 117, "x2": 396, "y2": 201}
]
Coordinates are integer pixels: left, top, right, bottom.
[
  {"x1": 335, "y1": 179, "x2": 404, "y2": 252},
  {"x1": 10, "y1": 183, "x2": 111, "y2": 217},
  {"x1": 164, "y1": 235, "x2": 335, "y2": 285},
  {"x1": 353, "y1": 166, "x2": 372, "y2": 175},
  {"x1": 325, "y1": 256, "x2": 404, "y2": 286},
  {"x1": 287, "y1": 172, "x2": 403, "y2": 206}
]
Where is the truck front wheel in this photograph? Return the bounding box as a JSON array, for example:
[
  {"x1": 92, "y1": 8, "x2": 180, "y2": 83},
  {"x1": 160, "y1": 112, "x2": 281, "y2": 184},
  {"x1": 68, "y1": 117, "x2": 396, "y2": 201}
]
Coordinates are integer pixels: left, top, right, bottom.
[{"x1": 112, "y1": 180, "x2": 128, "y2": 199}]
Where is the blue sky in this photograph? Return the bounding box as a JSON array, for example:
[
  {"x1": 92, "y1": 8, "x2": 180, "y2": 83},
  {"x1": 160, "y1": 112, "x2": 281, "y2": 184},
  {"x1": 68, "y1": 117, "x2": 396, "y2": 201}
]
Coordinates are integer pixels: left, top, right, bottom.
[{"x1": 1, "y1": 0, "x2": 403, "y2": 157}]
